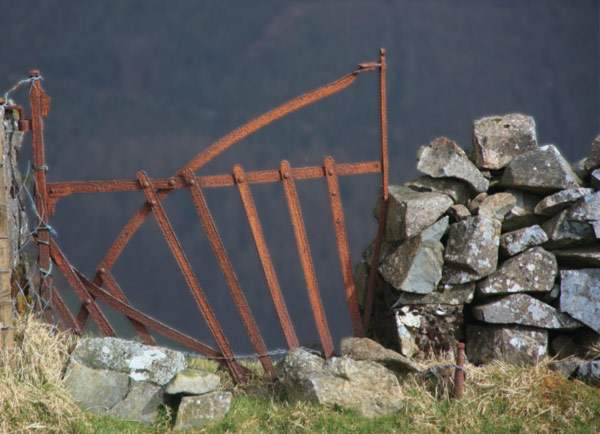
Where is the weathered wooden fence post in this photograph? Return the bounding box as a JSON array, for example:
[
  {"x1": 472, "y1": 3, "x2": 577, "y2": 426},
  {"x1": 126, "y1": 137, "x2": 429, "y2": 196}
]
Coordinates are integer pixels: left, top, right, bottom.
[{"x1": 0, "y1": 106, "x2": 14, "y2": 351}]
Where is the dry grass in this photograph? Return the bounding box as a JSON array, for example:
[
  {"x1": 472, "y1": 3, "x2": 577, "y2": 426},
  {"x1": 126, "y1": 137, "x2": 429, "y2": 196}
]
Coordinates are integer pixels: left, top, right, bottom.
[
  {"x1": 0, "y1": 313, "x2": 88, "y2": 433},
  {"x1": 2, "y1": 314, "x2": 600, "y2": 433}
]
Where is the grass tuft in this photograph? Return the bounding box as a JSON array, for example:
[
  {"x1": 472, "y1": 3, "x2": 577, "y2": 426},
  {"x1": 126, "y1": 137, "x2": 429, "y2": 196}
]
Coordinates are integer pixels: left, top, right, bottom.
[
  {"x1": 0, "y1": 313, "x2": 88, "y2": 433},
  {"x1": 2, "y1": 314, "x2": 600, "y2": 433}
]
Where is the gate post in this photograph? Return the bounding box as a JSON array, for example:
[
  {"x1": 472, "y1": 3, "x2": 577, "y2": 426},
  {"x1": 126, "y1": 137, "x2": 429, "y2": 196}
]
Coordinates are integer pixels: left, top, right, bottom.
[{"x1": 0, "y1": 105, "x2": 13, "y2": 351}]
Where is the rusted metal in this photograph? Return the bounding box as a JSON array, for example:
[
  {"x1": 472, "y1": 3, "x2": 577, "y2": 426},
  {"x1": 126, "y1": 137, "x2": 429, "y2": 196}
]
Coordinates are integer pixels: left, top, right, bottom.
[
  {"x1": 49, "y1": 241, "x2": 117, "y2": 336},
  {"x1": 183, "y1": 169, "x2": 277, "y2": 379},
  {"x1": 363, "y1": 50, "x2": 390, "y2": 331},
  {"x1": 89, "y1": 64, "x2": 379, "y2": 283},
  {"x1": 233, "y1": 165, "x2": 299, "y2": 349},
  {"x1": 362, "y1": 199, "x2": 388, "y2": 332},
  {"x1": 323, "y1": 157, "x2": 363, "y2": 337},
  {"x1": 48, "y1": 281, "x2": 82, "y2": 334},
  {"x1": 29, "y1": 71, "x2": 53, "y2": 316},
  {"x1": 453, "y1": 342, "x2": 466, "y2": 398},
  {"x1": 379, "y1": 48, "x2": 389, "y2": 201},
  {"x1": 135, "y1": 170, "x2": 247, "y2": 383},
  {"x1": 73, "y1": 269, "x2": 250, "y2": 377},
  {"x1": 280, "y1": 160, "x2": 334, "y2": 359},
  {"x1": 22, "y1": 52, "x2": 391, "y2": 383},
  {"x1": 45, "y1": 161, "x2": 381, "y2": 214},
  {"x1": 96, "y1": 264, "x2": 156, "y2": 346}
]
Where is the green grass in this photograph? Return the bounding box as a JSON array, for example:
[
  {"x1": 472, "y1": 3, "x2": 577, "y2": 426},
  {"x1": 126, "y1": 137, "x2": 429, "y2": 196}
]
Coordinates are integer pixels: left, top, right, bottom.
[
  {"x1": 78, "y1": 361, "x2": 600, "y2": 434},
  {"x1": 3, "y1": 315, "x2": 600, "y2": 433}
]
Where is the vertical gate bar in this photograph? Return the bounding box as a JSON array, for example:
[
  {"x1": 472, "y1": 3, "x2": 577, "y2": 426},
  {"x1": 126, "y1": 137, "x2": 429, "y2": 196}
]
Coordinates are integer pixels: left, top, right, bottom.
[
  {"x1": 363, "y1": 49, "x2": 390, "y2": 332},
  {"x1": 49, "y1": 282, "x2": 82, "y2": 334},
  {"x1": 280, "y1": 160, "x2": 334, "y2": 358},
  {"x1": 182, "y1": 169, "x2": 277, "y2": 379},
  {"x1": 136, "y1": 171, "x2": 248, "y2": 384},
  {"x1": 379, "y1": 48, "x2": 389, "y2": 201},
  {"x1": 49, "y1": 241, "x2": 117, "y2": 336},
  {"x1": 362, "y1": 199, "x2": 388, "y2": 332},
  {"x1": 323, "y1": 157, "x2": 364, "y2": 337},
  {"x1": 233, "y1": 165, "x2": 299, "y2": 349},
  {"x1": 96, "y1": 264, "x2": 156, "y2": 346},
  {"x1": 28, "y1": 71, "x2": 52, "y2": 315}
]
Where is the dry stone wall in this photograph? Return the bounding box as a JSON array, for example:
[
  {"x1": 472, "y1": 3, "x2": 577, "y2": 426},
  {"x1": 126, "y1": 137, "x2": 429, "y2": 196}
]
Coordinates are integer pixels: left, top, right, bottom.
[{"x1": 357, "y1": 113, "x2": 600, "y2": 371}]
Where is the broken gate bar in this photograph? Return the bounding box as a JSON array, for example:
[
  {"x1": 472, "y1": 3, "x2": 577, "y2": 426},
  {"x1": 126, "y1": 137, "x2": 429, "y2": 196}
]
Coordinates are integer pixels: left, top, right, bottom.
[{"x1": 22, "y1": 50, "x2": 391, "y2": 383}]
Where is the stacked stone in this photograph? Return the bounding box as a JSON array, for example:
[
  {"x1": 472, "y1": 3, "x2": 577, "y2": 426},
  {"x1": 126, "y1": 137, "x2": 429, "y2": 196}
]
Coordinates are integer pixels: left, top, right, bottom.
[
  {"x1": 357, "y1": 113, "x2": 600, "y2": 377},
  {"x1": 63, "y1": 337, "x2": 231, "y2": 430}
]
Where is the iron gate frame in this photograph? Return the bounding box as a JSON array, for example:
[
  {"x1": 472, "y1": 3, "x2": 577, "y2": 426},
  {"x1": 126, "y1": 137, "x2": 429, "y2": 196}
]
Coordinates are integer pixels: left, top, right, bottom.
[{"x1": 17, "y1": 49, "x2": 390, "y2": 384}]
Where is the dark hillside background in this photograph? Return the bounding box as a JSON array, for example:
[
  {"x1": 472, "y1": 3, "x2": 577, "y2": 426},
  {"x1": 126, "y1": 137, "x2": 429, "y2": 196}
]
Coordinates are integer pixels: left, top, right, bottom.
[{"x1": 0, "y1": 0, "x2": 598, "y2": 354}]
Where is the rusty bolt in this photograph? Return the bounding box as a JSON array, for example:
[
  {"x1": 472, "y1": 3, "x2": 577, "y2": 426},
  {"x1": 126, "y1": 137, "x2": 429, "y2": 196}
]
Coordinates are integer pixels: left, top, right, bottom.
[
  {"x1": 331, "y1": 190, "x2": 337, "y2": 196},
  {"x1": 283, "y1": 173, "x2": 290, "y2": 179},
  {"x1": 237, "y1": 176, "x2": 245, "y2": 183},
  {"x1": 189, "y1": 178, "x2": 196, "y2": 186},
  {"x1": 141, "y1": 181, "x2": 149, "y2": 188},
  {"x1": 98, "y1": 267, "x2": 106, "y2": 274},
  {"x1": 328, "y1": 169, "x2": 334, "y2": 175},
  {"x1": 336, "y1": 218, "x2": 341, "y2": 223},
  {"x1": 84, "y1": 299, "x2": 91, "y2": 305},
  {"x1": 149, "y1": 199, "x2": 156, "y2": 206},
  {"x1": 168, "y1": 179, "x2": 175, "y2": 187},
  {"x1": 49, "y1": 188, "x2": 54, "y2": 194},
  {"x1": 29, "y1": 70, "x2": 40, "y2": 78}
]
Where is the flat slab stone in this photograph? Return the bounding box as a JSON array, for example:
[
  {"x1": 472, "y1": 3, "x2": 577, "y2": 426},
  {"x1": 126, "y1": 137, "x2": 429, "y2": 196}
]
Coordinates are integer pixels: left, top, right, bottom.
[
  {"x1": 71, "y1": 337, "x2": 185, "y2": 386},
  {"x1": 394, "y1": 304, "x2": 464, "y2": 359},
  {"x1": 576, "y1": 360, "x2": 600, "y2": 387},
  {"x1": 502, "y1": 189, "x2": 545, "y2": 232},
  {"x1": 340, "y1": 337, "x2": 421, "y2": 373},
  {"x1": 391, "y1": 282, "x2": 475, "y2": 307},
  {"x1": 584, "y1": 134, "x2": 600, "y2": 172},
  {"x1": 472, "y1": 114, "x2": 538, "y2": 170},
  {"x1": 500, "y1": 225, "x2": 548, "y2": 257},
  {"x1": 405, "y1": 175, "x2": 472, "y2": 204},
  {"x1": 109, "y1": 380, "x2": 163, "y2": 426},
  {"x1": 444, "y1": 215, "x2": 500, "y2": 277},
  {"x1": 379, "y1": 217, "x2": 447, "y2": 294},
  {"x1": 534, "y1": 188, "x2": 593, "y2": 216},
  {"x1": 552, "y1": 244, "x2": 600, "y2": 267},
  {"x1": 478, "y1": 247, "x2": 557, "y2": 296},
  {"x1": 472, "y1": 293, "x2": 581, "y2": 330},
  {"x1": 590, "y1": 169, "x2": 600, "y2": 190},
  {"x1": 417, "y1": 137, "x2": 489, "y2": 192},
  {"x1": 277, "y1": 348, "x2": 404, "y2": 418},
  {"x1": 466, "y1": 325, "x2": 548, "y2": 365},
  {"x1": 165, "y1": 368, "x2": 220, "y2": 395},
  {"x1": 499, "y1": 145, "x2": 582, "y2": 194},
  {"x1": 542, "y1": 192, "x2": 600, "y2": 248},
  {"x1": 63, "y1": 361, "x2": 130, "y2": 413},
  {"x1": 560, "y1": 269, "x2": 600, "y2": 334},
  {"x1": 478, "y1": 193, "x2": 516, "y2": 221},
  {"x1": 174, "y1": 392, "x2": 232, "y2": 431},
  {"x1": 548, "y1": 358, "x2": 583, "y2": 378},
  {"x1": 374, "y1": 186, "x2": 452, "y2": 242},
  {"x1": 448, "y1": 204, "x2": 471, "y2": 222}
]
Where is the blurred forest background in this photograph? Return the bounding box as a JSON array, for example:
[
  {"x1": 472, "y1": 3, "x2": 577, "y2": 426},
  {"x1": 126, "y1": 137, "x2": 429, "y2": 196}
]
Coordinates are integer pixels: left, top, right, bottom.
[{"x1": 0, "y1": 0, "x2": 598, "y2": 353}]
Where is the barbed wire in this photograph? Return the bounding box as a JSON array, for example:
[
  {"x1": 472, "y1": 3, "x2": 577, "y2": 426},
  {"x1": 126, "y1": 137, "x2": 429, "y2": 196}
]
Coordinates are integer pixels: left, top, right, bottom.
[{"x1": 0, "y1": 76, "x2": 43, "y2": 108}]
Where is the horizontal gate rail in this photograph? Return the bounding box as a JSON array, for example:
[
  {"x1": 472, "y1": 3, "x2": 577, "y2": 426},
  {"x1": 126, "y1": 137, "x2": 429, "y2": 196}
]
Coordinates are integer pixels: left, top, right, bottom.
[
  {"x1": 45, "y1": 161, "x2": 381, "y2": 214},
  {"x1": 16, "y1": 49, "x2": 390, "y2": 384}
]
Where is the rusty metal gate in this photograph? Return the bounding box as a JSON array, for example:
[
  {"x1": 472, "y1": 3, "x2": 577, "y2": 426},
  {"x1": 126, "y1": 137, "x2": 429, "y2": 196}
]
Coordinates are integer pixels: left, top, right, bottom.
[{"x1": 9, "y1": 50, "x2": 390, "y2": 384}]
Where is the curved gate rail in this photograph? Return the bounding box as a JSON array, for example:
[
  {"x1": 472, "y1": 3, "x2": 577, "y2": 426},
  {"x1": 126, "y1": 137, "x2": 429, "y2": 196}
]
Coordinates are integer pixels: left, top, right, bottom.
[{"x1": 17, "y1": 49, "x2": 390, "y2": 384}]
